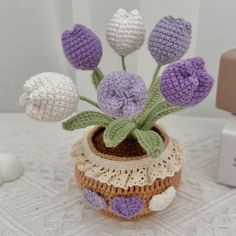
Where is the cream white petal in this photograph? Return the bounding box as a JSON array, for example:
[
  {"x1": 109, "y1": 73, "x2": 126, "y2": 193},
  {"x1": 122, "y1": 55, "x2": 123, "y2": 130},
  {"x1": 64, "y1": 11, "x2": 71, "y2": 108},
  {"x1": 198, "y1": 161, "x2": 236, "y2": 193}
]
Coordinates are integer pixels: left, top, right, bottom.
[
  {"x1": 20, "y1": 72, "x2": 79, "y2": 122},
  {"x1": 106, "y1": 9, "x2": 145, "y2": 56}
]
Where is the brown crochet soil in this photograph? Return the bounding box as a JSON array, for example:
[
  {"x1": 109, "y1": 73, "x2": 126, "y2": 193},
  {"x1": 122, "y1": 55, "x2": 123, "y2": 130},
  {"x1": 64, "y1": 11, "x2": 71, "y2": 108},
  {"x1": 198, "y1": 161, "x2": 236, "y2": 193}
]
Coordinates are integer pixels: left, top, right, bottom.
[{"x1": 92, "y1": 127, "x2": 163, "y2": 157}]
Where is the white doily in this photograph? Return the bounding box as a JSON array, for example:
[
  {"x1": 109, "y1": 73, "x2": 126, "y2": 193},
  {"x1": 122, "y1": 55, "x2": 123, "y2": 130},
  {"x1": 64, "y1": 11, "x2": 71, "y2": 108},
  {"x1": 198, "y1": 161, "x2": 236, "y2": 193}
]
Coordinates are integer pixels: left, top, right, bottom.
[{"x1": 72, "y1": 130, "x2": 185, "y2": 189}]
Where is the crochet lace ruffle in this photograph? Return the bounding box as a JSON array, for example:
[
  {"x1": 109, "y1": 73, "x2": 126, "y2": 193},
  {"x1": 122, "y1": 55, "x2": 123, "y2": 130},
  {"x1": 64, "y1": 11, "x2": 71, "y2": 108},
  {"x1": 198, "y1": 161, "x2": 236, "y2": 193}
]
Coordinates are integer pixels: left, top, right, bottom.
[{"x1": 71, "y1": 130, "x2": 185, "y2": 189}]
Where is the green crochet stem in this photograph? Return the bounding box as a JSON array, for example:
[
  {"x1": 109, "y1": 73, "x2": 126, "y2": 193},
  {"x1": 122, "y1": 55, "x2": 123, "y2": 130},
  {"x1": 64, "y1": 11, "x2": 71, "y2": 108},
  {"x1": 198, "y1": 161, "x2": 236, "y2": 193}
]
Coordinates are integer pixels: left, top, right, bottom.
[
  {"x1": 121, "y1": 56, "x2": 126, "y2": 71},
  {"x1": 140, "y1": 64, "x2": 162, "y2": 124},
  {"x1": 149, "y1": 64, "x2": 162, "y2": 91},
  {"x1": 79, "y1": 96, "x2": 100, "y2": 110},
  {"x1": 134, "y1": 64, "x2": 163, "y2": 128}
]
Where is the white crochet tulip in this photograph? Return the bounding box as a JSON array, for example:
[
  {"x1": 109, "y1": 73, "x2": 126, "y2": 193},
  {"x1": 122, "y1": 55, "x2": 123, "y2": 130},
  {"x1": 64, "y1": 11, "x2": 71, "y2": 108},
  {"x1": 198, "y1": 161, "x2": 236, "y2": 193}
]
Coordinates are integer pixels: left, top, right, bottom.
[
  {"x1": 106, "y1": 9, "x2": 145, "y2": 56},
  {"x1": 20, "y1": 72, "x2": 79, "y2": 121}
]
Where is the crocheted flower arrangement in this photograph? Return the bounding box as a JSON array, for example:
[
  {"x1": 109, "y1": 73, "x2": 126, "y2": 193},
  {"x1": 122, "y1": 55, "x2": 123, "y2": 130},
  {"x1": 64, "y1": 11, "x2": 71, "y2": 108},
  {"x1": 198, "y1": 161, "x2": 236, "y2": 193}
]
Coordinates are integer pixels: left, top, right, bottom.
[
  {"x1": 20, "y1": 9, "x2": 214, "y2": 220},
  {"x1": 20, "y1": 9, "x2": 213, "y2": 158}
]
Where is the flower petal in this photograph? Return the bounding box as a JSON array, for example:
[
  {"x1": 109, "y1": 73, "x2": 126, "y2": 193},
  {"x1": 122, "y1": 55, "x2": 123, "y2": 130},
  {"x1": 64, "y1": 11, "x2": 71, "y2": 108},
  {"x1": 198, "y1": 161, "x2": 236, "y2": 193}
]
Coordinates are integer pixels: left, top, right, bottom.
[
  {"x1": 148, "y1": 16, "x2": 192, "y2": 64},
  {"x1": 62, "y1": 24, "x2": 102, "y2": 70},
  {"x1": 106, "y1": 9, "x2": 145, "y2": 56},
  {"x1": 20, "y1": 72, "x2": 79, "y2": 121},
  {"x1": 160, "y1": 57, "x2": 214, "y2": 107},
  {"x1": 97, "y1": 71, "x2": 147, "y2": 119}
]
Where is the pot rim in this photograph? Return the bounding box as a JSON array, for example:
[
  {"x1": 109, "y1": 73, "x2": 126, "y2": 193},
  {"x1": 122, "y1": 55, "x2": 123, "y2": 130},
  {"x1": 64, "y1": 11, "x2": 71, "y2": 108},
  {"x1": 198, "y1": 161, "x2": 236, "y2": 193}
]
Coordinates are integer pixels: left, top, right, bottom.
[{"x1": 86, "y1": 125, "x2": 170, "y2": 161}]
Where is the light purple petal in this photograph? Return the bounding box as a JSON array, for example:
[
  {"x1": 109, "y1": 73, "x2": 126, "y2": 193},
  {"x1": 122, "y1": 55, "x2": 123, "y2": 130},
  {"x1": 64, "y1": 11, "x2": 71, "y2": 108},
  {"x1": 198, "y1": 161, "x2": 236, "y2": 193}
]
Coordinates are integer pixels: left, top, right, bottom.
[
  {"x1": 62, "y1": 24, "x2": 102, "y2": 70},
  {"x1": 148, "y1": 16, "x2": 192, "y2": 65},
  {"x1": 97, "y1": 71, "x2": 148, "y2": 119},
  {"x1": 160, "y1": 57, "x2": 214, "y2": 107}
]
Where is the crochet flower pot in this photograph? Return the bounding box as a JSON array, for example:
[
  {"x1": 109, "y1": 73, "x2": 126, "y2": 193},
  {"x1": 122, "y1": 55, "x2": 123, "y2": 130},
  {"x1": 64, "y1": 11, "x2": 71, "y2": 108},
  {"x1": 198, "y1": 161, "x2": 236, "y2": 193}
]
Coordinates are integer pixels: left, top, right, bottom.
[
  {"x1": 20, "y1": 9, "x2": 214, "y2": 221},
  {"x1": 72, "y1": 125, "x2": 184, "y2": 220}
]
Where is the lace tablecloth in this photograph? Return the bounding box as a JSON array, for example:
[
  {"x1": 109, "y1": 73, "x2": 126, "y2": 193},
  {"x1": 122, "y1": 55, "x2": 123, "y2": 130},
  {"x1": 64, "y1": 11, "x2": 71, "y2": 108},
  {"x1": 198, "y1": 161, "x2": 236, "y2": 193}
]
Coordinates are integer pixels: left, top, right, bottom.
[{"x1": 0, "y1": 114, "x2": 235, "y2": 236}]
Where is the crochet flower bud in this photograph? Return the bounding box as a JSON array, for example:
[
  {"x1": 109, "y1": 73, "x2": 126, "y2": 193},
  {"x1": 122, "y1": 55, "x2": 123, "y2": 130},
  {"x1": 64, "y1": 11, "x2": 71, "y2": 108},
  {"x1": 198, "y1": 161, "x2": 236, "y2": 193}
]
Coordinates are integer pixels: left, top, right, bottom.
[
  {"x1": 160, "y1": 57, "x2": 214, "y2": 107},
  {"x1": 97, "y1": 71, "x2": 147, "y2": 119},
  {"x1": 106, "y1": 9, "x2": 145, "y2": 56},
  {"x1": 19, "y1": 72, "x2": 79, "y2": 121},
  {"x1": 62, "y1": 24, "x2": 102, "y2": 70},
  {"x1": 148, "y1": 16, "x2": 192, "y2": 65}
]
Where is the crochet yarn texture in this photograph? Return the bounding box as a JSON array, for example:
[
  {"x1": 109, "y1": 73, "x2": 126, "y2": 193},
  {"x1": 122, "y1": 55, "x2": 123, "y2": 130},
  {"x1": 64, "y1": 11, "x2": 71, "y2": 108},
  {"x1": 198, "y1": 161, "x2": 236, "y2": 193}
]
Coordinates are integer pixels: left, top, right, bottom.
[
  {"x1": 72, "y1": 126, "x2": 185, "y2": 189},
  {"x1": 110, "y1": 196, "x2": 144, "y2": 218},
  {"x1": 82, "y1": 188, "x2": 106, "y2": 210},
  {"x1": 149, "y1": 186, "x2": 176, "y2": 211},
  {"x1": 72, "y1": 125, "x2": 184, "y2": 219},
  {"x1": 148, "y1": 16, "x2": 191, "y2": 65},
  {"x1": 19, "y1": 72, "x2": 78, "y2": 121},
  {"x1": 97, "y1": 71, "x2": 148, "y2": 119},
  {"x1": 160, "y1": 57, "x2": 214, "y2": 107},
  {"x1": 106, "y1": 9, "x2": 145, "y2": 56},
  {"x1": 62, "y1": 24, "x2": 102, "y2": 70}
]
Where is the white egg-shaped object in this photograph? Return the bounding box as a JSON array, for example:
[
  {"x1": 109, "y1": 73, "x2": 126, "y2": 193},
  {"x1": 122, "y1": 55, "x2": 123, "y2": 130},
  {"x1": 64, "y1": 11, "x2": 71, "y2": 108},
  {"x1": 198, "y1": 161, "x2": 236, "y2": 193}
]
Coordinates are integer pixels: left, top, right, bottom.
[{"x1": 0, "y1": 153, "x2": 24, "y2": 186}]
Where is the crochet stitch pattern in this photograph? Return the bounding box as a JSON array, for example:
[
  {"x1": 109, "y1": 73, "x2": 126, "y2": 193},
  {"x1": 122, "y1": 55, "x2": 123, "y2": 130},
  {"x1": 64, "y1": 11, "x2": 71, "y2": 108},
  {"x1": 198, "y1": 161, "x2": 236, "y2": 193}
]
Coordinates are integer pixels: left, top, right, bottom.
[
  {"x1": 106, "y1": 9, "x2": 145, "y2": 56},
  {"x1": 82, "y1": 188, "x2": 106, "y2": 210},
  {"x1": 149, "y1": 186, "x2": 176, "y2": 211},
  {"x1": 148, "y1": 16, "x2": 192, "y2": 65},
  {"x1": 62, "y1": 24, "x2": 102, "y2": 70},
  {"x1": 160, "y1": 57, "x2": 214, "y2": 107},
  {"x1": 75, "y1": 167, "x2": 181, "y2": 220},
  {"x1": 72, "y1": 125, "x2": 185, "y2": 189},
  {"x1": 19, "y1": 72, "x2": 78, "y2": 121},
  {"x1": 20, "y1": 9, "x2": 215, "y2": 220},
  {"x1": 97, "y1": 71, "x2": 148, "y2": 119},
  {"x1": 110, "y1": 196, "x2": 144, "y2": 218}
]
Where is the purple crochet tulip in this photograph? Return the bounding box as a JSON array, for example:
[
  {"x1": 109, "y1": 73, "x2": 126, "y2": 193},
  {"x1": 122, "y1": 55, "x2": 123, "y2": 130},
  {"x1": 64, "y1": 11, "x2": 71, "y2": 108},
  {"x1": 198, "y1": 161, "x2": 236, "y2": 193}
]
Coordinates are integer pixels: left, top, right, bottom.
[
  {"x1": 111, "y1": 196, "x2": 143, "y2": 218},
  {"x1": 160, "y1": 57, "x2": 214, "y2": 107},
  {"x1": 82, "y1": 188, "x2": 106, "y2": 210},
  {"x1": 97, "y1": 71, "x2": 148, "y2": 119},
  {"x1": 62, "y1": 24, "x2": 102, "y2": 70},
  {"x1": 148, "y1": 16, "x2": 192, "y2": 65}
]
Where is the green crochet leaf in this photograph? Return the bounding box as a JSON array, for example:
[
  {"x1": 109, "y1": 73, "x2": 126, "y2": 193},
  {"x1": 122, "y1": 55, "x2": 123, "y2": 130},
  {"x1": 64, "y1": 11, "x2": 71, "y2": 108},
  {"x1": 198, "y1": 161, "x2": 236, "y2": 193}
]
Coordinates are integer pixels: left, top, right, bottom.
[
  {"x1": 141, "y1": 101, "x2": 183, "y2": 130},
  {"x1": 62, "y1": 111, "x2": 113, "y2": 131},
  {"x1": 92, "y1": 68, "x2": 104, "y2": 89},
  {"x1": 133, "y1": 129, "x2": 164, "y2": 158},
  {"x1": 104, "y1": 119, "x2": 136, "y2": 147},
  {"x1": 135, "y1": 76, "x2": 164, "y2": 127}
]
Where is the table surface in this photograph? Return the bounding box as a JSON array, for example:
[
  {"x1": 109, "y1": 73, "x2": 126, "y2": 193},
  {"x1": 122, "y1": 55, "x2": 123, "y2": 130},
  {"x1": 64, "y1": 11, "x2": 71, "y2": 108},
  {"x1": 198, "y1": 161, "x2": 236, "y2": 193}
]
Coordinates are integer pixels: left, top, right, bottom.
[{"x1": 0, "y1": 114, "x2": 235, "y2": 236}]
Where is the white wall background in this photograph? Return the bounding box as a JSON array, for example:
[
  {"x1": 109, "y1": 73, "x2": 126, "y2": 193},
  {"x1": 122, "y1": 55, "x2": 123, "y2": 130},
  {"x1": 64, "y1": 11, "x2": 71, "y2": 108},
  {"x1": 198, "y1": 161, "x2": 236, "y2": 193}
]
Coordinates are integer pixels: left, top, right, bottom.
[
  {"x1": 0, "y1": 0, "x2": 74, "y2": 112},
  {"x1": 0, "y1": 0, "x2": 235, "y2": 117}
]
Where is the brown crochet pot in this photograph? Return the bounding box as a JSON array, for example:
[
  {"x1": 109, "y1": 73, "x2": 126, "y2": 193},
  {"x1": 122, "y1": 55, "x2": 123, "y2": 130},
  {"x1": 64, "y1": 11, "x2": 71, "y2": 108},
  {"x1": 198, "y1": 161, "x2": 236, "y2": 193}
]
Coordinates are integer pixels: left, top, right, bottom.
[{"x1": 73, "y1": 125, "x2": 184, "y2": 220}]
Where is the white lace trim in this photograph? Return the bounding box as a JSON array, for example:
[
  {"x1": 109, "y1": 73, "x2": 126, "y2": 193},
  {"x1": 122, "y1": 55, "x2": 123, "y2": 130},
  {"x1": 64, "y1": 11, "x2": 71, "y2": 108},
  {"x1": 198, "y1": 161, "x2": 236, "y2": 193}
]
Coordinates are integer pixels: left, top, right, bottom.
[{"x1": 72, "y1": 131, "x2": 185, "y2": 189}]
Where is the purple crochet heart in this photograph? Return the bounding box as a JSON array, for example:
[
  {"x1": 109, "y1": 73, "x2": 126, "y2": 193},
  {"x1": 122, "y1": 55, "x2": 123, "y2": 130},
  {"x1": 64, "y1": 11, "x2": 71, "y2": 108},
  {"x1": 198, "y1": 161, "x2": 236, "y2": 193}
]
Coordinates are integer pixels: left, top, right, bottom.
[
  {"x1": 160, "y1": 57, "x2": 214, "y2": 107},
  {"x1": 82, "y1": 188, "x2": 106, "y2": 210},
  {"x1": 62, "y1": 24, "x2": 102, "y2": 70},
  {"x1": 110, "y1": 196, "x2": 144, "y2": 218}
]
